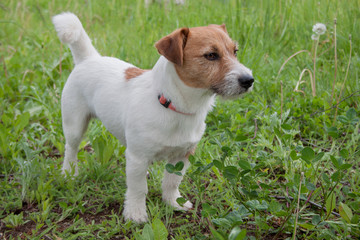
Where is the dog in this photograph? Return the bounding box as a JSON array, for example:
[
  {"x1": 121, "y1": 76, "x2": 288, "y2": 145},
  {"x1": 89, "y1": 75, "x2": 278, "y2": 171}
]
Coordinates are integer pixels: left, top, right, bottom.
[{"x1": 52, "y1": 12, "x2": 254, "y2": 223}]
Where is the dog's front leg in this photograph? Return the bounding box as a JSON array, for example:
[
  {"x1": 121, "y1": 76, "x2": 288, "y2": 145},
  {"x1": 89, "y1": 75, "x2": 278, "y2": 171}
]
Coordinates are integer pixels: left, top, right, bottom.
[
  {"x1": 123, "y1": 150, "x2": 149, "y2": 223},
  {"x1": 162, "y1": 157, "x2": 193, "y2": 210}
]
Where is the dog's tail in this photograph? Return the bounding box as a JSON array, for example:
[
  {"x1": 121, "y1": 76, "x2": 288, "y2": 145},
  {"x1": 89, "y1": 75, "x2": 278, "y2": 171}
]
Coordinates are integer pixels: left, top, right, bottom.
[{"x1": 52, "y1": 12, "x2": 100, "y2": 65}]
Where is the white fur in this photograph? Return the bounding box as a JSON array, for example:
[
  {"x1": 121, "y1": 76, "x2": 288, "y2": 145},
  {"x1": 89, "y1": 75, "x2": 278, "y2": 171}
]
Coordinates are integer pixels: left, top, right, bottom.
[
  {"x1": 53, "y1": 13, "x2": 215, "y2": 223},
  {"x1": 52, "y1": 12, "x2": 100, "y2": 65}
]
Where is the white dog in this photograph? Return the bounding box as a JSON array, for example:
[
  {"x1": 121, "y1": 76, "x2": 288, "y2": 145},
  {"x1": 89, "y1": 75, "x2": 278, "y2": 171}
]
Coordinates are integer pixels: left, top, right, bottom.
[{"x1": 52, "y1": 12, "x2": 253, "y2": 223}]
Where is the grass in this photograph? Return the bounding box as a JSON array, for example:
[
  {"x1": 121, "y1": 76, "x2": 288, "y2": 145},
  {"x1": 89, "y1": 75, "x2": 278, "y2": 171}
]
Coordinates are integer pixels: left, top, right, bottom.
[{"x1": 0, "y1": 0, "x2": 359, "y2": 239}]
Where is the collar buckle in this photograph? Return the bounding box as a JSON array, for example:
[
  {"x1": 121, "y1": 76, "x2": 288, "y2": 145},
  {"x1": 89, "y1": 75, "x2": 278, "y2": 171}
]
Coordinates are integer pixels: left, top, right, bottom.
[{"x1": 157, "y1": 94, "x2": 194, "y2": 116}]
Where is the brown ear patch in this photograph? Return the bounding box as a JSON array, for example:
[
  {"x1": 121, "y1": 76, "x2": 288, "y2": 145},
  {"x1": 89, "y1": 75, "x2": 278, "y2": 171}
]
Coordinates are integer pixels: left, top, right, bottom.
[
  {"x1": 125, "y1": 67, "x2": 149, "y2": 81},
  {"x1": 155, "y1": 27, "x2": 190, "y2": 66}
]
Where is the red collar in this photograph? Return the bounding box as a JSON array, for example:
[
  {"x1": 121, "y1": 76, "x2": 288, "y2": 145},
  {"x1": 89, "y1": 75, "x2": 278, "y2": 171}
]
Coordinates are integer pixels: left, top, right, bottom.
[{"x1": 158, "y1": 94, "x2": 194, "y2": 116}]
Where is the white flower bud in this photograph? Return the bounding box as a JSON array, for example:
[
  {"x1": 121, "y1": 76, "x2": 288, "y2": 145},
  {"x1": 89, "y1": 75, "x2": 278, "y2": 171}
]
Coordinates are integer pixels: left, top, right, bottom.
[{"x1": 311, "y1": 34, "x2": 319, "y2": 41}]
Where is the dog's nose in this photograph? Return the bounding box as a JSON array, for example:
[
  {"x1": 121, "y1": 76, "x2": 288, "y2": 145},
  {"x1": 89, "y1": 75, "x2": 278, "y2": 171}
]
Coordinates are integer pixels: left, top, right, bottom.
[{"x1": 238, "y1": 75, "x2": 254, "y2": 89}]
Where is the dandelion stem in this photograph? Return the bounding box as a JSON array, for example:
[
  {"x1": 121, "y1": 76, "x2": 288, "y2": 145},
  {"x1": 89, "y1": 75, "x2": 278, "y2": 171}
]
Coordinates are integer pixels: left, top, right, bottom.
[
  {"x1": 334, "y1": 35, "x2": 352, "y2": 125},
  {"x1": 330, "y1": 18, "x2": 337, "y2": 103},
  {"x1": 276, "y1": 50, "x2": 310, "y2": 79},
  {"x1": 313, "y1": 39, "x2": 319, "y2": 97}
]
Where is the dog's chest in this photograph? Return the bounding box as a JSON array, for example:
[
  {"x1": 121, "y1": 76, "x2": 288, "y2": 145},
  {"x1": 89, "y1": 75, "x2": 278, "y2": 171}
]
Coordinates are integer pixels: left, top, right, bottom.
[{"x1": 153, "y1": 142, "x2": 196, "y2": 161}]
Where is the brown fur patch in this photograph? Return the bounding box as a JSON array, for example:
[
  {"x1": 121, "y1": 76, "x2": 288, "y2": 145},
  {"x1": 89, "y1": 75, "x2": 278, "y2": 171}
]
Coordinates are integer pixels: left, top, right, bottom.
[
  {"x1": 125, "y1": 67, "x2": 149, "y2": 81},
  {"x1": 185, "y1": 146, "x2": 196, "y2": 158}
]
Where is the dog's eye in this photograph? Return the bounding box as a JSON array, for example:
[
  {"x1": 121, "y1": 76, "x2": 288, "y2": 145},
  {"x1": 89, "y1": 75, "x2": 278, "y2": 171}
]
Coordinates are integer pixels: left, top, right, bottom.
[
  {"x1": 234, "y1": 49, "x2": 238, "y2": 56},
  {"x1": 204, "y1": 52, "x2": 219, "y2": 61}
]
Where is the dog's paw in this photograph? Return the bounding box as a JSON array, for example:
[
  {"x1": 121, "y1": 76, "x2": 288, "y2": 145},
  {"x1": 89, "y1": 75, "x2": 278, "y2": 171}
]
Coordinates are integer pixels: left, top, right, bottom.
[
  {"x1": 163, "y1": 195, "x2": 193, "y2": 211},
  {"x1": 123, "y1": 204, "x2": 148, "y2": 223},
  {"x1": 175, "y1": 200, "x2": 193, "y2": 211},
  {"x1": 181, "y1": 200, "x2": 193, "y2": 210},
  {"x1": 61, "y1": 168, "x2": 79, "y2": 177},
  {"x1": 61, "y1": 162, "x2": 79, "y2": 177}
]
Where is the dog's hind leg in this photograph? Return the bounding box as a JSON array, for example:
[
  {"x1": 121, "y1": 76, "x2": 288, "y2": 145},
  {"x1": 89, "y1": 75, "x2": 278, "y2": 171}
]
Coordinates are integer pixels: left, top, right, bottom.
[
  {"x1": 162, "y1": 157, "x2": 193, "y2": 210},
  {"x1": 61, "y1": 97, "x2": 91, "y2": 176}
]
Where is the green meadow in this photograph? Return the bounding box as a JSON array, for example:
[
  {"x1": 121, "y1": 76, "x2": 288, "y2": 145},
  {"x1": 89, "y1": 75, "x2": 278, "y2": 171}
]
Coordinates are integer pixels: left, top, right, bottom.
[{"x1": 1, "y1": 0, "x2": 359, "y2": 239}]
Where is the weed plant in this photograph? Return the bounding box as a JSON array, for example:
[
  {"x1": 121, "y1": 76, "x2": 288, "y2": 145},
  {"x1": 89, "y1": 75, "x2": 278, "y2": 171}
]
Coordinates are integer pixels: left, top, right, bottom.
[{"x1": 0, "y1": 0, "x2": 359, "y2": 239}]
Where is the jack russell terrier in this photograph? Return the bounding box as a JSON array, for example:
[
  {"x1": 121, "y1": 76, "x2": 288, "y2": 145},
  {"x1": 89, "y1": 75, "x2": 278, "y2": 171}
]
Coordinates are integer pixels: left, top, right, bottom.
[{"x1": 52, "y1": 12, "x2": 254, "y2": 223}]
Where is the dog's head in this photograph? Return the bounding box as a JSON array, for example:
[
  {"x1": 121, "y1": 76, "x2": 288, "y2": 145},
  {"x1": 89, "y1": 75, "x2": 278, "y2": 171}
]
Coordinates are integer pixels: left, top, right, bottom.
[{"x1": 155, "y1": 24, "x2": 254, "y2": 98}]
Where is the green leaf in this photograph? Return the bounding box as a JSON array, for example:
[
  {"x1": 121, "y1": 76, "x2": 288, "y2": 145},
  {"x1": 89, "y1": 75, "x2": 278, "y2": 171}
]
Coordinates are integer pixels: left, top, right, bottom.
[
  {"x1": 1, "y1": 114, "x2": 11, "y2": 126},
  {"x1": 247, "y1": 200, "x2": 268, "y2": 211},
  {"x1": 346, "y1": 108, "x2": 357, "y2": 121},
  {"x1": 326, "y1": 193, "x2": 336, "y2": 216},
  {"x1": 59, "y1": 202, "x2": 68, "y2": 209},
  {"x1": 298, "y1": 223, "x2": 315, "y2": 230},
  {"x1": 274, "y1": 127, "x2": 281, "y2": 136},
  {"x1": 326, "y1": 126, "x2": 339, "y2": 138},
  {"x1": 165, "y1": 164, "x2": 175, "y2": 173},
  {"x1": 228, "y1": 226, "x2": 246, "y2": 240},
  {"x1": 201, "y1": 203, "x2": 217, "y2": 217},
  {"x1": 269, "y1": 200, "x2": 282, "y2": 214},
  {"x1": 339, "y1": 164, "x2": 352, "y2": 170},
  {"x1": 212, "y1": 218, "x2": 232, "y2": 228},
  {"x1": 223, "y1": 166, "x2": 239, "y2": 181},
  {"x1": 337, "y1": 115, "x2": 349, "y2": 124},
  {"x1": 312, "y1": 214, "x2": 321, "y2": 225},
  {"x1": 15, "y1": 112, "x2": 30, "y2": 134},
  {"x1": 213, "y1": 160, "x2": 224, "y2": 170},
  {"x1": 330, "y1": 156, "x2": 340, "y2": 169},
  {"x1": 174, "y1": 161, "x2": 184, "y2": 171},
  {"x1": 301, "y1": 147, "x2": 315, "y2": 163},
  {"x1": 238, "y1": 160, "x2": 251, "y2": 170},
  {"x1": 141, "y1": 224, "x2": 154, "y2": 240},
  {"x1": 339, "y1": 149, "x2": 349, "y2": 159},
  {"x1": 281, "y1": 123, "x2": 292, "y2": 131},
  {"x1": 221, "y1": 146, "x2": 232, "y2": 156},
  {"x1": 176, "y1": 197, "x2": 186, "y2": 206},
  {"x1": 290, "y1": 150, "x2": 300, "y2": 160},
  {"x1": 313, "y1": 152, "x2": 325, "y2": 162},
  {"x1": 224, "y1": 207, "x2": 249, "y2": 224},
  {"x1": 339, "y1": 202, "x2": 353, "y2": 223},
  {"x1": 152, "y1": 219, "x2": 168, "y2": 240},
  {"x1": 235, "y1": 134, "x2": 248, "y2": 141},
  {"x1": 210, "y1": 227, "x2": 226, "y2": 240}
]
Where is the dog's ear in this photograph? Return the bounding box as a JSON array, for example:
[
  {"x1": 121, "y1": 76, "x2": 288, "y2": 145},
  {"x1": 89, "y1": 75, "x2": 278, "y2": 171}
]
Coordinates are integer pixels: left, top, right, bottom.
[
  {"x1": 155, "y1": 27, "x2": 189, "y2": 66},
  {"x1": 219, "y1": 24, "x2": 228, "y2": 33},
  {"x1": 209, "y1": 24, "x2": 228, "y2": 34}
]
